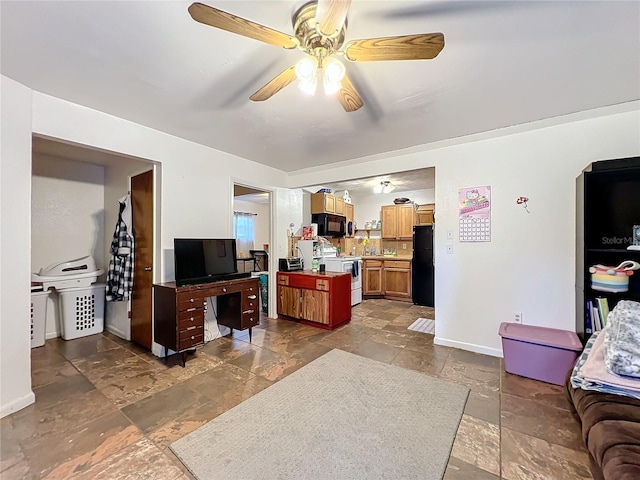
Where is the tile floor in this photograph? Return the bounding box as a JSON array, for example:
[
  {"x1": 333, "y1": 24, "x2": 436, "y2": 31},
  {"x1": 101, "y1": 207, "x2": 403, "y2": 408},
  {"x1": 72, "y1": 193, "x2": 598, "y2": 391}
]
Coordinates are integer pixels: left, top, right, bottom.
[{"x1": 1, "y1": 299, "x2": 592, "y2": 479}]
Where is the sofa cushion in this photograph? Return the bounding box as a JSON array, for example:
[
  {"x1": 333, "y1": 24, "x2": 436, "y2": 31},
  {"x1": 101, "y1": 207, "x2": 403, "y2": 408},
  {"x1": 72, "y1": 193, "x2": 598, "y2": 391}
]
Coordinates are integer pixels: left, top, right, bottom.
[
  {"x1": 589, "y1": 421, "x2": 640, "y2": 480},
  {"x1": 567, "y1": 378, "x2": 640, "y2": 480}
]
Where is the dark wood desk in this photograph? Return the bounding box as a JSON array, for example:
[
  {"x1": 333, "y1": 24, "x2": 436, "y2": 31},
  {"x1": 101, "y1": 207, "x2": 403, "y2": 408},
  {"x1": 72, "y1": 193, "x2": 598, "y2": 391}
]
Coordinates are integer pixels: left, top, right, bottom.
[{"x1": 153, "y1": 276, "x2": 259, "y2": 366}]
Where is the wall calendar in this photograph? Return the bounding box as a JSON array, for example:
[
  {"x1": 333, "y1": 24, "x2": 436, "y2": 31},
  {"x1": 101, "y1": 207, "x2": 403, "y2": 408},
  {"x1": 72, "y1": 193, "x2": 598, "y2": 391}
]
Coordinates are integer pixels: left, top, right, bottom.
[{"x1": 459, "y1": 186, "x2": 491, "y2": 242}]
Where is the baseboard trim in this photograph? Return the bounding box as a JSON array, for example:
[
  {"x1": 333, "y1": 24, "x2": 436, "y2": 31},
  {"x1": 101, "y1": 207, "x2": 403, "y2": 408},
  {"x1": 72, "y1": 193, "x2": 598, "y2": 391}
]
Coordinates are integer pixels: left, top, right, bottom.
[
  {"x1": 0, "y1": 391, "x2": 35, "y2": 419},
  {"x1": 434, "y1": 337, "x2": 503, "y2": 358},
  {"x1": 105, "y1": 325, "x2": 131, "y2": 341}
]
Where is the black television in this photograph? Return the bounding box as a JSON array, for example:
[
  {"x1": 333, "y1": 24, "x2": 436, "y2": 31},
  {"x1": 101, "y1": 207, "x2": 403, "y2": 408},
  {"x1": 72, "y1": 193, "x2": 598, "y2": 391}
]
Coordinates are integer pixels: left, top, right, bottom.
[{"x1": 174, "y1": 238, "x2": 248, "y2": 286}]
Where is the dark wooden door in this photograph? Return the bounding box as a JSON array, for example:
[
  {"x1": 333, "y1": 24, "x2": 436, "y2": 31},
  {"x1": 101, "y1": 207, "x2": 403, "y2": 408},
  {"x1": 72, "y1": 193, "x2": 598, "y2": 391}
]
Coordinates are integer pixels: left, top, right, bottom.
[{"x1": 131, "y1": 170, "x2": 154, "y2": 349}]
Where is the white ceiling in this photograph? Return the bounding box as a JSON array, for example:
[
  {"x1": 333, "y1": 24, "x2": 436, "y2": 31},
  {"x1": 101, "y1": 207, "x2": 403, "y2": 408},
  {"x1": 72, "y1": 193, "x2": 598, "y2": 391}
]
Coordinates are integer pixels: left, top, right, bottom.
[
  {"x1": 2, "y1": 1, "x2": 639, "y2": 173},
  {"x1": 305, "y1": 167, "x2": 435, "y2": 197}
]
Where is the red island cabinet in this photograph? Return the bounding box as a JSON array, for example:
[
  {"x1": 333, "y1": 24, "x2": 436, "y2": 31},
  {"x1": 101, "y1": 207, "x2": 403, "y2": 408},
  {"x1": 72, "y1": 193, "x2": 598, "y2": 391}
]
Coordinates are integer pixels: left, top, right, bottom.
[{"x1": 276, "y1": 271, "x2": 351, "y2": 330}]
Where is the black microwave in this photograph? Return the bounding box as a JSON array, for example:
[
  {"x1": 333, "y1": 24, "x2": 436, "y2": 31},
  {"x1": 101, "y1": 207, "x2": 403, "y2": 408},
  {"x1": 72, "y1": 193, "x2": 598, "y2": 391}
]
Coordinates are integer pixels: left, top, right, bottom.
[{"x1": 312, "y1": 213, "x2": 346, "y2": 237}]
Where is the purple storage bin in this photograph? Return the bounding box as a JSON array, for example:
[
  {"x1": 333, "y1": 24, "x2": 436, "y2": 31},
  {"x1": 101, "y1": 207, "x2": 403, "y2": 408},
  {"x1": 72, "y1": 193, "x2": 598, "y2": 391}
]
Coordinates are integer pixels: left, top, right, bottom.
[{"x1": 499, "y1": 322, "x2": 583, "y2": 385}]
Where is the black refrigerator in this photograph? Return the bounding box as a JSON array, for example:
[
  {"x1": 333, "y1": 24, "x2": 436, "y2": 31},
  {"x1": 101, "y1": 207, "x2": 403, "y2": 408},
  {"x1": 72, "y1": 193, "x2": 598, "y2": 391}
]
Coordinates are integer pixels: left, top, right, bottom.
[{"x1": 412, "y1": 225, "x2": 434, "y2": 307}]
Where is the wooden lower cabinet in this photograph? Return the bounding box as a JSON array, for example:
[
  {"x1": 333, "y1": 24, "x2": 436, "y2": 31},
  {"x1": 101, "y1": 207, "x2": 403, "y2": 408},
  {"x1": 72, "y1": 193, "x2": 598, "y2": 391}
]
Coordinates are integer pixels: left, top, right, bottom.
[
  {"x1": 363, "y1": 259, "x2": 412, "y2": 302},
  {"x1": 277, "y1": 285, "x2": 300, "y2": 318},
  {"x1": 277, "y1": 271, "x2": 351, "y2": 329},
  {"x1": 363, "y1": 260, "x2": 383, "y2": 295},
  {"x1": 301, "y1": 289, "x2": 330, "y2": 324},
  {"x1": 383, "y1": 260, "x2": 412, "y2": 301}
]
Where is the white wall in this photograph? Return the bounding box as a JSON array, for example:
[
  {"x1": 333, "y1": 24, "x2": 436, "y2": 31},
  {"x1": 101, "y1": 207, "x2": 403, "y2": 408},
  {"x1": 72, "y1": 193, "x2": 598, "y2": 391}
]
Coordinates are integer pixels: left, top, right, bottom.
[
  {"x1": 31, "y1": 154, "x2": 106, "y2": 338},
  {"x1": 1, "y1": 76, "x2": 35, "y2": 417},
  {"x1": 1, "y1": 78, "x2": 291, "y2": 417},
  {"x1": 352, "y1": 188, "x2": 436, "y2": 228},
  {"x1": 233, "y1": 199, "x2": 270, "y2": 250},
  {"x1": 289, "y1": 102, "x2": 640, "y2": 356}
]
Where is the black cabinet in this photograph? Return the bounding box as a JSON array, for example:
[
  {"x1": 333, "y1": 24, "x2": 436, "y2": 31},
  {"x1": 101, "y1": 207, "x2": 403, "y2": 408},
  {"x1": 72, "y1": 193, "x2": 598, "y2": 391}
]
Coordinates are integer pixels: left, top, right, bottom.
[{"x1": 577, "y1": 157, "x2": 640, "y2": 340}]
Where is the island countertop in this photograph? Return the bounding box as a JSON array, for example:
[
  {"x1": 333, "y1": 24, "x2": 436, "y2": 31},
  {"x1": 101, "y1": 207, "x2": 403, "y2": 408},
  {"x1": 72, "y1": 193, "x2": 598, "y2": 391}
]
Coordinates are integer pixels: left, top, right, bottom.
[{"x1": 277, "y1": 270, "x2": 351, "y2": 278}]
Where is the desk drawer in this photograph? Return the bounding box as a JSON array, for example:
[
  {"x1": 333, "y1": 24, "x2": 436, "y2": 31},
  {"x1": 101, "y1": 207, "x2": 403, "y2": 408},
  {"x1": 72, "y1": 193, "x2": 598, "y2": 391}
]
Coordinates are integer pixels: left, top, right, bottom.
[
  {"x1": 244, "y1": 283, "x2": 258, "y2": 295},
  {"x1": 179, "y1": 325, "x2": 204, "y2": 341},
  {"x1": 243, "y1": 296, "x2": 258, "y2": 311},
  {"x1": 177, "y1": 292, "x2": 207, "y2": 310},
  {"x1": 243, "y1": 288, "x2": 258, "y2": 307},
  {"x1": 242, "y1": 311, "x2": 259, "y2": 328},
  {"x1": 178, "y1": 332, "x2": 204, "y2": 351},
  {"x1": 178, "y1": 309, "x2": 204, "y2": 329}
]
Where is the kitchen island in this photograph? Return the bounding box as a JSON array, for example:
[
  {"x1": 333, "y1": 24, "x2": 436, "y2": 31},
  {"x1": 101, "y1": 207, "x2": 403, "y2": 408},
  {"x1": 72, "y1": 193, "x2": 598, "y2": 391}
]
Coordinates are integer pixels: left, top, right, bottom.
[{"x1": 277, "y1": 270, "x2": 351, "y2": 330}]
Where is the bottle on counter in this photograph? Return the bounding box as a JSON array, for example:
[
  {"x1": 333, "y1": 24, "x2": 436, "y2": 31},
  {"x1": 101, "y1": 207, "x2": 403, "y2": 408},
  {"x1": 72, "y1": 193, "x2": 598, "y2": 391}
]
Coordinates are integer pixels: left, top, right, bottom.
[
  {"x1": 337, "y1": 239, "x2": 341, "y2": 256},
  {"x1": 371, "y1": 246, "x2": 376, "y2": 256}
]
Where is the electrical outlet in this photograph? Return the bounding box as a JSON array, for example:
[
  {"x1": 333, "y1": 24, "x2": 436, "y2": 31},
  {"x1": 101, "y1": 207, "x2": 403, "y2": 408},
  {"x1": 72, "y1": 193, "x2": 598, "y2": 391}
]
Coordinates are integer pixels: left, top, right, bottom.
[
  {"x1": 402, "y1": 243, "x2": 407, "y2": 249},
  {"x1": 514, "y1": 312, "x2": 523, "y2": 324},
  {"x1": 446, "y1": 244, "x2": 454, "y2": 254}
]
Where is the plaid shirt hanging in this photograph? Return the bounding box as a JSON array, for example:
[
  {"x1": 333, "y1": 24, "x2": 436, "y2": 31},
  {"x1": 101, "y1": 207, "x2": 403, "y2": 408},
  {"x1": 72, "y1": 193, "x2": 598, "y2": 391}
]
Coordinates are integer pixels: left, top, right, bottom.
[{"x1": 106, "y1": 195, "x2": 134, "y2": 301}]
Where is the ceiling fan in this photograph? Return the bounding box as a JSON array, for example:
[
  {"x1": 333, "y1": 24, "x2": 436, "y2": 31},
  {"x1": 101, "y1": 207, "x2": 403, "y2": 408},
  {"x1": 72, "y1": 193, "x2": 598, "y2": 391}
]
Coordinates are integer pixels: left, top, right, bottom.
[{"x1": 188, "y1": 0, "x2": 445, "y2": 112}]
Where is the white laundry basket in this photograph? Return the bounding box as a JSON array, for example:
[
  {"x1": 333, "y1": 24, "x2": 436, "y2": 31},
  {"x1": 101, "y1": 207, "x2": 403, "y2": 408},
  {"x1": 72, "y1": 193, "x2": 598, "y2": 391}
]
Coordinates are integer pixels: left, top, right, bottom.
[
  {"x1": 30, "y1": 290, "x2": 51, "y2": 348},
  {"x1": 58, "y1": 283, "x2": 105, "y2": 340}
]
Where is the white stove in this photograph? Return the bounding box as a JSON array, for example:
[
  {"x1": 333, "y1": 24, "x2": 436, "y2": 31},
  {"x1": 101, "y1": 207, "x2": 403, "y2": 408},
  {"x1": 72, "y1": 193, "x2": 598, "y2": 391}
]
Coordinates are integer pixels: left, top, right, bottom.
[{"x1": 321, "y1": 256, "x2": 362, "y2": 306}]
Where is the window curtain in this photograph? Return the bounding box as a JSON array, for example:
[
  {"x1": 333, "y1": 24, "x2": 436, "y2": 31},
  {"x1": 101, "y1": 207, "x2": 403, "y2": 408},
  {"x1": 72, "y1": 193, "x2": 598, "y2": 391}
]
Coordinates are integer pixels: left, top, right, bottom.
[{"x1": 233, "y1": 212, "x2": 255, "y2": 258}]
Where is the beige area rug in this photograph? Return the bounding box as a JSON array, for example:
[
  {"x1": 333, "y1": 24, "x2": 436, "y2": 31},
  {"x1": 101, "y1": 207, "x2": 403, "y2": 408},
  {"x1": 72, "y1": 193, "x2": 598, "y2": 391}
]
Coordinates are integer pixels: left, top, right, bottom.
[
  {"x1": 170, "y1": 349, "x2": 469, "y2": 480},
  {"x1": 409, "y1": 317, "x2": 436, "y2": 334}
]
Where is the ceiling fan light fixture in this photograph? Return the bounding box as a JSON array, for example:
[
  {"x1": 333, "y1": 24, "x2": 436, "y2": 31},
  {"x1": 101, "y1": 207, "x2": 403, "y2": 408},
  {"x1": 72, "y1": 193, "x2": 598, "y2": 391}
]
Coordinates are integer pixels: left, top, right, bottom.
[
  {"x1": 322, "y1": 57, "x2": 345, "y2": 95},
  {"x1": 296, "y1": 56, "x2": 318, "y2": 95},
  {"x1": 298, "y1": 77, "x2": 318, "y2": 95},
  {"x1": 295, "y1": 57, "x2": 317, "y2": 83}
]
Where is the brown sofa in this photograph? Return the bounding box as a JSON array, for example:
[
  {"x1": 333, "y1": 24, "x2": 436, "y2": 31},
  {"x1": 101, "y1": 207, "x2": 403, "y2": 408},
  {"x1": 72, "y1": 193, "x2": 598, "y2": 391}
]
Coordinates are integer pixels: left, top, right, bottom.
[{"x1": 566, "y1": 377, "x2": 640, "y2": 480}]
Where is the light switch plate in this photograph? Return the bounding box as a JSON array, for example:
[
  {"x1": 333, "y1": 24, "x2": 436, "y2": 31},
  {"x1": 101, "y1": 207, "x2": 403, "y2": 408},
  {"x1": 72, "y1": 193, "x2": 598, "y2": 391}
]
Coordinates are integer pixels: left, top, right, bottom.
[{"x1": 447, "y1": 230, "x2": 454, "y2": 240}]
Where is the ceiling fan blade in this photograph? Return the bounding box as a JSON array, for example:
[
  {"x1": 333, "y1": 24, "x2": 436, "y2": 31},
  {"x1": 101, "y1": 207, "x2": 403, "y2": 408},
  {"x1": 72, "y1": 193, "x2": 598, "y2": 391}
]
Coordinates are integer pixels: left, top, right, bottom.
[
  {"x1": 188, "y1": 2, "x2": 297, "y2": 49},
  {"x1": 344, "y1": 33, "x2": 444, "y2": 62},
  {"x1": 250, "y1": 66, "x2": 297, "y2": 101},
  {"x1": 337, "y1": 74, "x2": 363, "y2": 112},
  {"x1": 316, "y1": 0, "x2": 351, "y2": 36}
]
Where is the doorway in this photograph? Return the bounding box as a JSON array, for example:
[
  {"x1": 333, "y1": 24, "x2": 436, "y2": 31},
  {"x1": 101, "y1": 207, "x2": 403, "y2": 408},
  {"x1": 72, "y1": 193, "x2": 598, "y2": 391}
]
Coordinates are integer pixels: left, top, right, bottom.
[
  {"x1": 30, "y1": 136, "x2": 156, "y2": 346},
  {"x1": 233, "y1": 183, "x2": 273, "y2": 317}
]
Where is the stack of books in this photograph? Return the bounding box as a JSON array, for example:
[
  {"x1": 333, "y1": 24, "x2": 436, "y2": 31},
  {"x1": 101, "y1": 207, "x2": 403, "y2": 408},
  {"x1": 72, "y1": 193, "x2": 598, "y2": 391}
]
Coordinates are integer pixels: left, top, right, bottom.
[{"x1": 586, "y1": 297, "x2": 610, "y2": 334}]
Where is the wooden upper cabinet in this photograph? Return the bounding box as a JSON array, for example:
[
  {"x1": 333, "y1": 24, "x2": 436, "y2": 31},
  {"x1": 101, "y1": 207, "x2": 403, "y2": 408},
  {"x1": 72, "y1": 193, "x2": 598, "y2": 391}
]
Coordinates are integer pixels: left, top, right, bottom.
[
  {"x1": 397, "y1": 204, "x2": 415, "y2": 239},
  {"x1": 415, "y1": 203, "x2": 435, "y2": 225},
  {"x1": 311, "y1": 193, "x2": 346, "y2": 215},
  {"x1": 345, "y1": 203, "x2": 354, "y2": 237},
  {"x1": 381, "y1": 204, "x2": 414, "y2": 239},
  {"x1": 381, "y1": 206, "x2": 398, "y2": 239}
]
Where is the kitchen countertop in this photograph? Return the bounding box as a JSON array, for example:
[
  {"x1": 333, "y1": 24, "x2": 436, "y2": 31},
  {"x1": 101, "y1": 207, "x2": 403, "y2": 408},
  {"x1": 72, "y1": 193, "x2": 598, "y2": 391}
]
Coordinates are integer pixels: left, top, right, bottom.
[
  {"x1": 277, "y1": 270, "x2": 351, "y2": 278},
  {"x1": 361, "y1": 255, "x2": 412, "y2": 260}
]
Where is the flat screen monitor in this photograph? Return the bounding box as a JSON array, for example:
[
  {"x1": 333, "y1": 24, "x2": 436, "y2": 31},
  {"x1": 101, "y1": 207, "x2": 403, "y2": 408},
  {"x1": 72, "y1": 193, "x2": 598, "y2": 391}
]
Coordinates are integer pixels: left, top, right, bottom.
[{"x1": 174, "y1": 238, "x2": 238, "y2": 286}]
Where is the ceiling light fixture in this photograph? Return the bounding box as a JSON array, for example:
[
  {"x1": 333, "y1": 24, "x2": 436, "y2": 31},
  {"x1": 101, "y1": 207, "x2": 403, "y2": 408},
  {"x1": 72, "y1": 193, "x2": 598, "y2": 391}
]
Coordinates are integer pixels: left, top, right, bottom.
[
  {"x1": 296, "y1": 57, "x2": 318, "y2": 95},
  {"x1": 322, "y1": 57, "x2": 346, "y2": 95},
  {"x1": 373, "y1": 180, "x2": 394, "y2": 194},
  {"x1": 295, "y1": 56, "x2": 346, "y2": 97}
]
